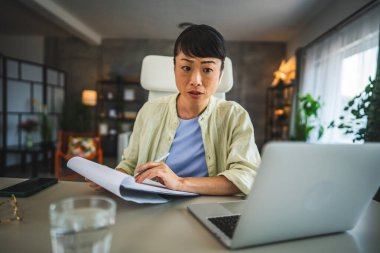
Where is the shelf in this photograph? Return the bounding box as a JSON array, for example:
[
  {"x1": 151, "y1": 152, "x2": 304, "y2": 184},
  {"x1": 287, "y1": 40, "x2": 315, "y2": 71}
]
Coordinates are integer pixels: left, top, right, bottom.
[
  {"x1": 270, "y1": 120, "x2": 290, "y2": 125},
  {"x1": 267, "y1": 84, "x2": 293, "y2": 90},
  {"x1": 269, "y1": 104, "x2": 291, "y2": 108},
  {"x1": 98, "y1": 117, "x2": 136, "y2": 122},
  {"x1": 96, "y1": 78, "x2": 146, "y2": 157},
  {"x1": 98, "y1": 80, "x2": 140, "y2": 86},
  {"x1": 97, "y1": 98, "x2": 143, "y2": 103},
  {"x1": 266, "y1": 83, "x2": 294, "y2": 142}
]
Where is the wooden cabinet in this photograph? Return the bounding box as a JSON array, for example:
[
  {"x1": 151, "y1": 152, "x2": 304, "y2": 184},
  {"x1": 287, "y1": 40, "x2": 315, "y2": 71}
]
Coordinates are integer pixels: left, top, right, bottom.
[
  {"x1": 96, "y1": 79, "x2": 147, "y2": 156},
  {"x1": 265, "y1": 83, "x2": 294, "y2": 141}
]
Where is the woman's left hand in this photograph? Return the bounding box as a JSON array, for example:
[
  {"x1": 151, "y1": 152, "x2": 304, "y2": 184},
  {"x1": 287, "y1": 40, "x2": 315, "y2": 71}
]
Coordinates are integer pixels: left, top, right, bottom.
[{"x1": 135, "y1": 162, "x2": 184, "y2": 191}]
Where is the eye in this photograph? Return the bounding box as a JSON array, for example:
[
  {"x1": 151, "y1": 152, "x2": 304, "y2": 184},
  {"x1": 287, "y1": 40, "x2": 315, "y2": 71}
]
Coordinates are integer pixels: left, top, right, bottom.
[
  {"x1": 203, "y1": 68, "x2": 213, "y2": 73},
  {"x1": 181, "y1": 66, "x2": 191, "y2": 72}
]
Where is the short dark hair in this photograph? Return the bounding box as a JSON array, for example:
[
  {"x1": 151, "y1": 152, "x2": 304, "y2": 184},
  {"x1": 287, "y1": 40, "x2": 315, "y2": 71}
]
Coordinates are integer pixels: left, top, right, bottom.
[{"x1": 174, "y1": 24, "x2": 226, "y2": 69}]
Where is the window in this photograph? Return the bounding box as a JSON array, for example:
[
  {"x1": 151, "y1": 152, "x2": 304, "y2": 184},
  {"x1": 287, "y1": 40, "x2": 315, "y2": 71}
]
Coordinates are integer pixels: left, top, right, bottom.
[
  {"x1": 334, "y1": 46, "x2": 378, "y2": 143},
  {"x1": 299, "y1": 4, "x2": 380, "y2": 143}
]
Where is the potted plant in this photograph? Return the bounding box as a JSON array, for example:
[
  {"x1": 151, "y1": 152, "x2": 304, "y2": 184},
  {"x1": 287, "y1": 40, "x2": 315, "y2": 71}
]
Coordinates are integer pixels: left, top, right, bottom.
[
  {"x1": 33, "y1": 99, "x2": 54, "y2": 146},
  {"x1": 365, "y1": 70, "x2": 380, "y2": 142},
  {"x1": 328, "y1": 75, "x2": 380, "y2": 142},
  {"x1": 291, "y1": 93, "x2": 324, "y2": 141},
  {"x1": 18, "y1": 119, "x2": 38, "y2": 148}
]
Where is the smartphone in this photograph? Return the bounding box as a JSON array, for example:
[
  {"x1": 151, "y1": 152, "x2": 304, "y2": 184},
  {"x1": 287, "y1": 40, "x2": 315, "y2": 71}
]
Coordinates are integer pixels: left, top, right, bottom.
[{"x1": 0, "y1": 177, "x2": 58, "y2": 197}]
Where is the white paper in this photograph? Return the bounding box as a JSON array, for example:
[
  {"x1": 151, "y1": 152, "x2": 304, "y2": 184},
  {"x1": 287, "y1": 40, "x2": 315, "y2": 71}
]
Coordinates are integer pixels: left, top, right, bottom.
[{"x1": 67, "y1": 157, "x2": 197, "y2": 204}]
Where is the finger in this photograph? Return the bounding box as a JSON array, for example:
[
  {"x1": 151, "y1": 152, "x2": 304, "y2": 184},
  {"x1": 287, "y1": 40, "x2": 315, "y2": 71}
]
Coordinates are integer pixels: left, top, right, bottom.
[
  {"x1": 91, "y1": 183, "x2": 104, "y2": 191},
  {"x1": 135, "y1": 167, "x2": 149, "y2": 176},
  {"x1": 85, "y1": 178, "x2": 97, "y2": 185},
  {"x1": 89, "y1": 182, "x2": 100, "y2": 188},
  {"x1": 85, "y1": 178, "x2": 104, "y2": 191},
  {"x1": 94, "y1": 185, "x2": 104, "y2": 191},
  {"x1": 135, "y1": 162, "x2": 161, "y2": 172},
  {"x1": 135, "y1": 168, "x2": 159, "y2": 183},
  {"x1": 135, "y1": 171, "x2": 148, "y2": 183},
  {"x1": 88, "y1": 180, "x2": 95, "y2": 185},
  {"x1": 158, "y1": 178, "x2": 165, "y2": 185},
  {"x1": 135, "y1": 165, "x2": 145, "y2": 173}
]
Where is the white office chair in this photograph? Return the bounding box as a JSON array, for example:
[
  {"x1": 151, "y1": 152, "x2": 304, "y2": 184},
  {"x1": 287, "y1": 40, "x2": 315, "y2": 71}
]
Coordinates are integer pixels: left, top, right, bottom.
[
  {"x1": 140, "y1": 55, "x2": 234, "y2": 100},
  {"x1": 117, "y1": 55, "x2": 234, "y2": 160}
]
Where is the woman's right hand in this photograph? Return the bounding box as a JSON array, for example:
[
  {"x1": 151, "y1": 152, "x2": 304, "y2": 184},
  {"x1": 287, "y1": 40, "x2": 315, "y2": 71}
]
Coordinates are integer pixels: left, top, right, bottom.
[
  {"x1": 85, "y1": 178, "x2": 105, "y2": 191},
  {"x1": 85, "y1": 168, "x2": 126, "y2": 191}
]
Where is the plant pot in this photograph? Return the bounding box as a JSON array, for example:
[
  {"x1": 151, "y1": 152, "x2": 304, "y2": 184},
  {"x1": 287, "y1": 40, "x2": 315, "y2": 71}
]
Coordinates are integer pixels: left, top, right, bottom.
[{"x1": 25, "y1": 133, "x2": 33, "y2": 149}]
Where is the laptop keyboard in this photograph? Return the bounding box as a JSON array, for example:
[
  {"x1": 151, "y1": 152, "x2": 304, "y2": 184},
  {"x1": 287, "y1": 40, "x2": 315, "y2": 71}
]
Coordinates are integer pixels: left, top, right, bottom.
[{"x1": 208, "y1": 215, "x2": 241, "y2": 239}]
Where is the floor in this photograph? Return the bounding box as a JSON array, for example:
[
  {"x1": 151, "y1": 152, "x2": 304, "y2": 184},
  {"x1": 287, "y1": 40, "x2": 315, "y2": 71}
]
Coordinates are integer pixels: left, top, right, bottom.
[{"x1": 2, "y1": 156, "x2": 118, "y2": 179}]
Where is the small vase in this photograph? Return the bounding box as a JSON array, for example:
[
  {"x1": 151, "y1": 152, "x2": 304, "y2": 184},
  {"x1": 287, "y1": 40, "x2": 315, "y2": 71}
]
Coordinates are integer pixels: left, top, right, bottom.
[{"x1": 25, "y1": 133, "x2": 33, "y2": 149}]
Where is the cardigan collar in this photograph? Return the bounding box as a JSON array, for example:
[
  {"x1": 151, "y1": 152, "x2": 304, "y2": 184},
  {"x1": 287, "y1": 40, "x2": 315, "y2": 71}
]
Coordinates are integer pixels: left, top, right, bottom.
[{"x1": 168, "y1": 93, "x2": 217, "y2": 121}]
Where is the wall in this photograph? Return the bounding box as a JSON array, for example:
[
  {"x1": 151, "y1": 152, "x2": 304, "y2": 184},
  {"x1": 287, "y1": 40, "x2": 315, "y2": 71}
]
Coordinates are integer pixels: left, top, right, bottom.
[
  {"x1": 0, "y1": 35, "x2": 45, "y2": 63},
  {"x1": 45, "y1": 37, "x2": 100, "y2": 102},
  {"x1": 226, "y1": 42, "x2": 285, "y2": 148},
  {"x1": 45, "y1": 38, "x2": 285, "y2": 150},
  {"x1": 287, "y1": 0, "x2": 372, "y2": 57}
]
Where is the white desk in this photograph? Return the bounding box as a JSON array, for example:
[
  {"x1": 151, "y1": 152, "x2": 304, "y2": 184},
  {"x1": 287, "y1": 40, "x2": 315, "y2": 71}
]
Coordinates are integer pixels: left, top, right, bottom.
[{"x1": 0, "y1": 178, "x2": 379, "y2": 253}]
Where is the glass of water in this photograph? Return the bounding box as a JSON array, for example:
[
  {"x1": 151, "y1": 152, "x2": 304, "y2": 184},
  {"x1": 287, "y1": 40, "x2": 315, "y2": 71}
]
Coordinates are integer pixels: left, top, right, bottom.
[{"x1": 49, "y1": 196, "x2": 117, "y2": 253}]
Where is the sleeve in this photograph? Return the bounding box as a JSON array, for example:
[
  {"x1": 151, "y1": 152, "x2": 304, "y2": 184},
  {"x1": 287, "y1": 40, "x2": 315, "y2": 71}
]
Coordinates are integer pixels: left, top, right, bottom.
[
  {"x1": 218, "y1": 107, "x2": 261, "y2": 195},
  {"x1": 115, "y1": 104, "x2": 147, "y2": 175}
]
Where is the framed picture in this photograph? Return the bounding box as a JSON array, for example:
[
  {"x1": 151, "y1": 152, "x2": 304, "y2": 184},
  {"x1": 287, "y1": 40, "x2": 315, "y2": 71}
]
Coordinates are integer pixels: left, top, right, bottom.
[
  {"x1": 123, "y1": 89, "x2": 135, "y2": 101},
  {"x1": 109, "y1": 109, "x2": 117, "y2": 118},
  {"x1": 99, "y1": 123, "x2": 108, "y2": 135},
  {"x1": 123, "y1": 111, "x2": 137, "y2": 119},
  {"x1": 121, "y1": 123, "x2": 133, "y2": 132},
  {"x1": 107, "y1": 92, "x2": 114, "y2": 100},
  {"x1": 109, "y1": 128, "x2": 117, "y2": 135}
]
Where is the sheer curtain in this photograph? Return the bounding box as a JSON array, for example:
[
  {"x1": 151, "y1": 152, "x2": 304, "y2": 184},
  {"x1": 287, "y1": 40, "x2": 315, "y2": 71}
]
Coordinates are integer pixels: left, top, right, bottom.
[{"x1": 299, "y1": 4, "x2": 380, "y2": 143}]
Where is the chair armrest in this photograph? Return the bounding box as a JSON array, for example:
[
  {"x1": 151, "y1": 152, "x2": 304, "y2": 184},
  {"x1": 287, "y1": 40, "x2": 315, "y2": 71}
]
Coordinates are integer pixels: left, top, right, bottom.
[{"x1": 55, "y1": 150, "x2": 72, "y2": 160}]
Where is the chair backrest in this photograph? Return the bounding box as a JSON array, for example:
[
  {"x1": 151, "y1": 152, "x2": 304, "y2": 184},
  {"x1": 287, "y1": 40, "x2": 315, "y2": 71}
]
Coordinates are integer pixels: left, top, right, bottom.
[
  {"x1": 140, "y1": 55, "x2": 233, "y2": 100},
  {"x1": 58, "y1": 131, "x2": 101, "y2": 154}
]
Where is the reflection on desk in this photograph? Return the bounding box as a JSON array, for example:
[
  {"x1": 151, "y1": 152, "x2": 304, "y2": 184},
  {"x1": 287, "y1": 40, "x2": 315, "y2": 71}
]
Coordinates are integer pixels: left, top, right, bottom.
[{"x1": 0, "y1": 178, "x2": 379, "y2": 253}]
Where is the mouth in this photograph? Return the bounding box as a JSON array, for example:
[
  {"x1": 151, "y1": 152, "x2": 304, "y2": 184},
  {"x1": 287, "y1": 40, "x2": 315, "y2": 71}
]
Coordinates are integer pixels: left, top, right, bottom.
[{"x1": 188, "y1": 90, "x2": 204, "y2": 98}]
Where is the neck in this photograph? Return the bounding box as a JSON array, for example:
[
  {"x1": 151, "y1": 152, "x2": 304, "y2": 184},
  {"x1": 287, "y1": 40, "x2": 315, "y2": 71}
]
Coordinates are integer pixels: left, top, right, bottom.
[{"x1": 176, "y1": 94, "x2": 209, "y2": 119}]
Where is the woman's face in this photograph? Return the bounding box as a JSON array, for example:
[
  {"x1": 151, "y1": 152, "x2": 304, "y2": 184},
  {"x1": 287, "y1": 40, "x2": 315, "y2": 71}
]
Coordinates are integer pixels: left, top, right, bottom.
[{"x1": 174, "y1": 51, "x2": 222, "y2": 105}]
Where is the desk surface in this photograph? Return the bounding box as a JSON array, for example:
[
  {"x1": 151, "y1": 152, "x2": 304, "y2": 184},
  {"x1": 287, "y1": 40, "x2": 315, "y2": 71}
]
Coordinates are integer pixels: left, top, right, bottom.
[{"x1": 0, "y1": 178, "x2": 379, "y2": 253}]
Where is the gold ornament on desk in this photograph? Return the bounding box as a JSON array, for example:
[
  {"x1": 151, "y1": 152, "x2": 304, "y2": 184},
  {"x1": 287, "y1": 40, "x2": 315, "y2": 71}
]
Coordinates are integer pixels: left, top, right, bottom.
[{"x1": 0, "y1": 195, "x2": 22, "y2": 224}]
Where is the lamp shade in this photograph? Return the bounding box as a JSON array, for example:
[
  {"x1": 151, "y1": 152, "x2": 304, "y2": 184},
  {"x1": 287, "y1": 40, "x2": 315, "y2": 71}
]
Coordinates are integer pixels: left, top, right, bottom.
[
  {"x1": 82, "y1": 90, "x2": 97, "y2": 106},
  {"x1": 272, "y1": 57, "x2": 296, "y2": 86}
]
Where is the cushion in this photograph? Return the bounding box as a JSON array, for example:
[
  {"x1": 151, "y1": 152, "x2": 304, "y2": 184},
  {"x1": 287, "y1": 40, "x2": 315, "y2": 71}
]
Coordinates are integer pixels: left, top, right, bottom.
[{"x1": 67, "y1": 137, "x2": 97, "y2": 159}]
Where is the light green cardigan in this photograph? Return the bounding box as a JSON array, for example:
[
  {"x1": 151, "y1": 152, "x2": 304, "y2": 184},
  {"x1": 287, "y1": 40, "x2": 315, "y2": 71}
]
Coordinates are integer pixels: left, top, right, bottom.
[{"x1": 117, "y1": 94, "x2": 261, "y2": 195}]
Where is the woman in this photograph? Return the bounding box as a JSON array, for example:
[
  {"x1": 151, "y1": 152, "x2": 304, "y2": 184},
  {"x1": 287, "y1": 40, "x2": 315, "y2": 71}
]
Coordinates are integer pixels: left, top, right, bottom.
[{"x1": 90, "y1": 24, "x2": 261, "y2": 195}]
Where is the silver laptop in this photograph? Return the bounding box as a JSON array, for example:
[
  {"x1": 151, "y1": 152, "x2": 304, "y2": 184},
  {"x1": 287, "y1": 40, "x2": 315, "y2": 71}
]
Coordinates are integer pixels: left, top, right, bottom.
[{"x1": 188, "y1": 142, "x2": 380, "y2": 249}]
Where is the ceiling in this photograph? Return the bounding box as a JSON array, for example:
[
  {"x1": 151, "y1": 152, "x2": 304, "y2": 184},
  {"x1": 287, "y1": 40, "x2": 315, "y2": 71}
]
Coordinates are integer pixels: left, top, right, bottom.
[{"x1": 0, "y1": 0, "x2": 335, "y2": 44}]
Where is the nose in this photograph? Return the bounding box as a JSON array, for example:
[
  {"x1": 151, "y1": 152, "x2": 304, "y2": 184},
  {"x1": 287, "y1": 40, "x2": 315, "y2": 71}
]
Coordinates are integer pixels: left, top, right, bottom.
[{"x1": 189, "y1": 69, "x2": 202, "y2": 86}]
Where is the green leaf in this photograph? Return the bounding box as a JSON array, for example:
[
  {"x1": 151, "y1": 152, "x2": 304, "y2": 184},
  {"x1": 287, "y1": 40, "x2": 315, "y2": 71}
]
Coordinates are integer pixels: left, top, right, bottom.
[{"x1": 318, "y1": 126, "x2": 324, "y2": 140}]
